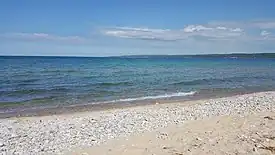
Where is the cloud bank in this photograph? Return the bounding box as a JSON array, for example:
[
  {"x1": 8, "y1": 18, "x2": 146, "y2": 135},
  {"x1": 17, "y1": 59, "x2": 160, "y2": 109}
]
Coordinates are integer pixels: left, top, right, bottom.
[
  {"x1": 1, "y1": 20, "x2": 274, "y2": 45},
  {"x1": 102, "y1": 20, "x2": 275, "y2": 42},
  {"x1": 102, "y1": 25, "x2": 244, "y2": 41}
]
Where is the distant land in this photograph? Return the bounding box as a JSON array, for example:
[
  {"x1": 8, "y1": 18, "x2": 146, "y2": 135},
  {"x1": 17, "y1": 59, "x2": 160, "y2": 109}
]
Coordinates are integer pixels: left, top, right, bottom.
[
  {"x1": 1, "y1": 53, "x2": 275, "y2": 58},
  {"x1": 119, "y1": 53, "x2": 275, "y2": 59}
]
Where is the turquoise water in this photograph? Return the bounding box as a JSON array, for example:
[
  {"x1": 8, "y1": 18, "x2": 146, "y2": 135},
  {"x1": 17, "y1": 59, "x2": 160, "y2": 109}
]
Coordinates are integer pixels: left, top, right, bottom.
[{"x1": 1, "y1": 55, "x2": 275, "y2": 112}]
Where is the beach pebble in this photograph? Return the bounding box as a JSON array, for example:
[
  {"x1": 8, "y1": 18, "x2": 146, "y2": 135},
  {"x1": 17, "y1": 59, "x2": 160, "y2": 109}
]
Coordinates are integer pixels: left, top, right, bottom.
[
  {"x1": 0, "y1": 141, "x2": 5, "y2": 147},
  {"x1": 0, "y1": 91, "x2": 275, "y2": 155},
  {"x1": 196, "y1": 137, "x2": 202, "y2": 141}
]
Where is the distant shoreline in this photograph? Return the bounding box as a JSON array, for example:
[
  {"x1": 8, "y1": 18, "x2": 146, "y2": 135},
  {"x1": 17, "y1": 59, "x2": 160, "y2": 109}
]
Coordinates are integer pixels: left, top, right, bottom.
[{"x1": 1, "y1": 52, "x2": 275, "y2": 58}]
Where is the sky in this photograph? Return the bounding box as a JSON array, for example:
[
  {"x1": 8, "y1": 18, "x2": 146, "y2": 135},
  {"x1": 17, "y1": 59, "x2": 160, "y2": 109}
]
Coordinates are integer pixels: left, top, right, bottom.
[{"x1": 0, "y1": 0, "x2": 275, "y2": 56}]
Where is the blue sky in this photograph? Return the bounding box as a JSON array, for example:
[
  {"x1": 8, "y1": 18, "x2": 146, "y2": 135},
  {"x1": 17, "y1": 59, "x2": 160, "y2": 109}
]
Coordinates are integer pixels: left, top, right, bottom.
[{"x1": 1, "y1": 0, "x2": 275, "y2": 56}]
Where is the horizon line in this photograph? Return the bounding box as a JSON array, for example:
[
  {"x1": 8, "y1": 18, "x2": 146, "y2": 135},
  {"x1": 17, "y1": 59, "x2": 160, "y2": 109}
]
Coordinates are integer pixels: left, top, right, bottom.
[{"x1": 1, "y1": 52, "x2": 275, "y2": 58}]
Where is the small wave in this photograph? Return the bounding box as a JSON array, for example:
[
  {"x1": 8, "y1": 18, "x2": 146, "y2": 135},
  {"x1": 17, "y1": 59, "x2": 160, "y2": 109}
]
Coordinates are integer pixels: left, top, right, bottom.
[
  {"x1": 3, "y1": 79, "x2": 40, "y2": 85},
  {"x1": 21, "y1": 79, "x2": 40, "y2": 83},
  {"x1": 102, "y1": 91, "x2": 196, "y2": 103},
  {"x1": 41, "y1": 69, "x2": 79, "y2": 73},
  {"x1": 171, "y1": 76, "x2": 273, "y2": 86},
  {"x1": 94, "y1": 81, "x2": 132, "y2": 87},
  {"x1": 172, "y1": 78, "x2": 229, "y2": 86},
  {"x1": 0, "y1": 87, "x2": 70, "y2": 96}
]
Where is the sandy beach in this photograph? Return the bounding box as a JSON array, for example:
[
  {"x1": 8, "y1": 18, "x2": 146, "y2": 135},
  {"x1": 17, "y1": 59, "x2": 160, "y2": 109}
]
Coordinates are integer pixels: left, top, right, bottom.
[
  {"x1": 1, "y1": 91, "x2": 275, "y2": 155},
  {"x1": 73, "y1": 112, "x2": 275, "y2": 155}
]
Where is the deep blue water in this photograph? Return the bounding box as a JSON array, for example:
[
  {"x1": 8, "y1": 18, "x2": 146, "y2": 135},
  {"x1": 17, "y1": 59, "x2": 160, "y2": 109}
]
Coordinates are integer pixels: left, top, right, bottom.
[{"x1": 1, "y1": 56, "x2": 275, "y2": 111}]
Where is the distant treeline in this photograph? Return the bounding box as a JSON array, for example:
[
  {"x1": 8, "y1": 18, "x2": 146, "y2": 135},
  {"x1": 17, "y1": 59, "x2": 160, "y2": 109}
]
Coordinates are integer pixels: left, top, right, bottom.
[
  {"x1": 190, "y1": 53, "x2": 275, "y2": 58},
  {"x1": 120, "y1": 53, "x2": 275, "y2": 59}
]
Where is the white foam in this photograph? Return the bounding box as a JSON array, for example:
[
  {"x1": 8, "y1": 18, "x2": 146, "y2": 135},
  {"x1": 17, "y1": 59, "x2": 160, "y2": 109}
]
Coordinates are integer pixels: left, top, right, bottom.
[
  {"x1": 1, "y1": 91, "x2": 197, "y2": 113},
  {"x1": 102, "y1": 91, "x2": 196, "y2": 103}
]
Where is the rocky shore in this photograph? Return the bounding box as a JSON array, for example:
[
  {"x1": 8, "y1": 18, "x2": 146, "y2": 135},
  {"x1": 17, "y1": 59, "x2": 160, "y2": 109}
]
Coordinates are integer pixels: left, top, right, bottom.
[{"x1": 0, "y1": 91, "x2": 275, "y2": 155}]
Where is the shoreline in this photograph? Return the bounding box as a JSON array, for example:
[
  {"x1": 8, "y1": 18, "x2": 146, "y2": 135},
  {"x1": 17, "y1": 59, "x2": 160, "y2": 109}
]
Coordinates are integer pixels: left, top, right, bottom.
[
  {"x1": 0, "y1": 91, "x2": 274, "y2": 154},
  {"x1": 0, "y1": 89, "x2": 269, "y2": 118}
]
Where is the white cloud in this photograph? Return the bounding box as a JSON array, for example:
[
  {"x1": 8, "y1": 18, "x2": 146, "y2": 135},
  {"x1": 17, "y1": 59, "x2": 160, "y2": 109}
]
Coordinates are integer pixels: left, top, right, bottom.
[
  {"x1": 261, "y1": 30, "x2": 270, "y2": 36},
  {"x1": 103, "y1": 27, "x2": 182, "y2": 41},
  {"x1": 113, "y1": 27, "x2": 170, "y2": 32},
  {"x1": 1, "y1": 33, "x2": 86, "y2": 43},
  {"x1": 209, "y1": 20, "x2": 275, "y2": 29},
  {"x1": 183, "y1": 25, "x2": 212, "y2": 32},
  {"x1": 216, "y1": 27, "x2": 227, "y2": 30},
  {"x1": 103, "y1": 25, "x2": 244, "y2": 41},
  {"x1": 230, "y1": 28, "x2": 242, "y2": 32}
]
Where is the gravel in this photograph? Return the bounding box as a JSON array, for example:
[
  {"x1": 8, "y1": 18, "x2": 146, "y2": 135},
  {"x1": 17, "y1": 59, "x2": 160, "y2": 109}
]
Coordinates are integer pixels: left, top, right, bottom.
[{"x1": 0, "y1": 91, "x2": 275, "y2": 155}]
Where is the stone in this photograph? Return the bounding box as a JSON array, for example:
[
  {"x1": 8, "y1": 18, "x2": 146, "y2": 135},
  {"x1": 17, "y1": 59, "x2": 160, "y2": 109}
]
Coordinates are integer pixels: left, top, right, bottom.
[{"x1": 0, "y1": 141, "x2": 5, "y2": 147}]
